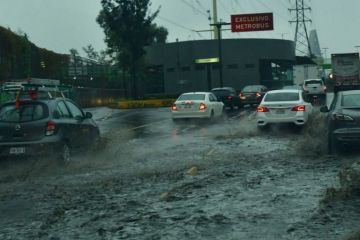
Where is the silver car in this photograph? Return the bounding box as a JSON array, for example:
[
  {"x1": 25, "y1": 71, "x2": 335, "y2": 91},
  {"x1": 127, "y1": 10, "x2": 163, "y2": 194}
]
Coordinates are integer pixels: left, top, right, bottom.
[
  {"x1": 171, "y1": 92, "x2": 224, "y2": 120},
  {"x1": 256, "y1": 90, "x2": 313, "y2": 128},
  {"x1": 303, "y1": 79, "x2": 326, "y2": 96}
]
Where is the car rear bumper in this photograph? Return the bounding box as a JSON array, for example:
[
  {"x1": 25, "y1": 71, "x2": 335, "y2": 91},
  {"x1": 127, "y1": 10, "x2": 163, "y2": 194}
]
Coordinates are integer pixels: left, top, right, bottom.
[
  {"x1": 0, "y1": 137, "x2": 62, "y2": 158},
  {"x1": 256, "y1": 112, "x2": 307, "y2": 126},
  {"x1": 172, "y1": 110, "x2": 211, "y2": 119},
  {"x1": 240, "y1": 98, "x2": 262, "y2": 105}
]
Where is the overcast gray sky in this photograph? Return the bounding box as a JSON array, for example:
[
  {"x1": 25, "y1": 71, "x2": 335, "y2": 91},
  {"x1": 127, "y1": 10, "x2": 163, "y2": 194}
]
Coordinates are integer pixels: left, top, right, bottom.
[{"x1": 0, "y1": 0, "x2": 359, "y2": 56}]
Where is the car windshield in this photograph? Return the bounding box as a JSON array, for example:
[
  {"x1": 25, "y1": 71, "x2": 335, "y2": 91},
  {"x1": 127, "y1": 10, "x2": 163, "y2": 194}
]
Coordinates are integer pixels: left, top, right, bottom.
[
  {"x1": 212, "y1": 90, "x2": 231, "y2": 96},
  {"x1": 0, "y1": 102, "x2": 48, "y2": 123},
  {"x1": 305, "y1": 80, "x2": 322, "y2": 85},
  {"x1": 243, "y1": 86, "x2": 262, "y2": 92},
  {"x1": 264, "y1": 92, "x2": 300, "y2": 102},
  {"x1": 342, "y1": 94, "x2": 360, "y2": 107},
  {"x1": 178, "y1": 94, "x2": 205, "y2": 101}
]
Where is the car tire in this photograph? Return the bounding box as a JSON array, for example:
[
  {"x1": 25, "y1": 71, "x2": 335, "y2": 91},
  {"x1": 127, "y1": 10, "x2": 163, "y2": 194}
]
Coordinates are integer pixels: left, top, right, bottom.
[
  {"x1": 57, "y1": 142, "x2": 71, "y2": 165},
  {"x1": 209, "y1": 110, "x2": 214, "y2": 121}
]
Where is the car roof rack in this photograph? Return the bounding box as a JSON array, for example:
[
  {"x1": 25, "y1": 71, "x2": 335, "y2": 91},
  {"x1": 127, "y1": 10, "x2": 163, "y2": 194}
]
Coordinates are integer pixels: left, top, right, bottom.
[{"x1": 20, "y1": 78, "x2": 73, "y2": 100}]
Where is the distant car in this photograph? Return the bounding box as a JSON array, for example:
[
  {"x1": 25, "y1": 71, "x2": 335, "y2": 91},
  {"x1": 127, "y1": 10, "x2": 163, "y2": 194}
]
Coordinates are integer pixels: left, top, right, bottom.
[
  {"x1": 239, "y1": 85, "x2": 268, "y2": 106},
  {"x1": 320, "y1": 90, "x2": 360, "y2": 153},
  {"x1": 282, "y1": 85, "x2": 303, "y2": 90},
  {"x1": 171, "y1": 92, "x2": 224, "y2": 120},
  {"x1": 211, "y1": 87, "x2": 241, "y2": 110},
  {"x1": 0, "y1": 97, "x2": 100, "y2": 163},
  {"x1": 303, "y1": 79, "x2": 326, "y2": 96},
  {"x1": 256, "y1": 89, "x2": 313, "y2": 128}
]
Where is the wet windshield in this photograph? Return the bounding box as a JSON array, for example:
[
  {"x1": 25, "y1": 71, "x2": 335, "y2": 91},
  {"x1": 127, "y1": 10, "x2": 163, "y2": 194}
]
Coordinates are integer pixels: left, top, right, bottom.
[
  {"x1": 243, "y1": 86, "x2": 262, "y2": 92},
  {"x1": 1, "y1": 1, "x2": 360, "y2": 239},
  {"x1": 264, "y1": 92, "x2": 300, "y2": 102},
  {"x1": 178, "y1": 94, "x2": 205, "y2": 101},
  {"x1": 0, "y1": 103, "x2": 48, "y2": 123},
  {"x1": 342, "y1": 94, "x2": 360, "y2": 107},
  {"x1": 305, "y1": 80, "x2": 322, "y2": 85}
]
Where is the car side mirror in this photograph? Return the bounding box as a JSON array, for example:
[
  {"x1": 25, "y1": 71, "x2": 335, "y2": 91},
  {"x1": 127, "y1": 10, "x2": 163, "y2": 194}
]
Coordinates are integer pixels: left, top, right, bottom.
[
  {"x1": 320, "y1": 106, "x2": 329, "y2": 113},
  {"x1": 85, "y1": 112, "x2": 93, "y2": 119}
]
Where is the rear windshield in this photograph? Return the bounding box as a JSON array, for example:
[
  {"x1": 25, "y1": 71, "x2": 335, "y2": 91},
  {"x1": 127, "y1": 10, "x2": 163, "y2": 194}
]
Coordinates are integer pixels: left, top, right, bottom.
[
  {"x1": 305, "y1": 80, "x2": 322, "y2": 85},
  {"x1": 178, "y1": 94, "x2": 205, "y2": 101},
  {"x1": 342, "y1": 94, "x2": 360, "y2": 107},
  {"x1": 0, "y1": 102, "x2": 48, "y2": 123},
  {"x1": 264, "y1": 92, "x2": 300, "y2": 102},
  {"x1": 212, "y1": 90, "x2": 231, "y2": 96},
  {"x1": 243, "y1": 86, "x2": 262, "y2": 92}
]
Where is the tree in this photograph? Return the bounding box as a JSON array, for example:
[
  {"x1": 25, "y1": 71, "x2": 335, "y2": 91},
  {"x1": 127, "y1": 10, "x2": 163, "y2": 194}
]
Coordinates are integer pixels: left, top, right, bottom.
[
  {"x1": 82, "y1": 44, "x2": 99, "y2": 61},
  {"x1": 151, "y1": 24, "x2": 168, "y2": 44},
  {"x1": 97, "y1": 0, "x2": 162, "y2": 98}
]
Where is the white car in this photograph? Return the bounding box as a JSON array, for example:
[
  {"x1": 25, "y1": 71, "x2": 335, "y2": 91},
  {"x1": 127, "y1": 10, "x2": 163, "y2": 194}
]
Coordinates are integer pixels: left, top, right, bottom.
[
  {"x1": 303, "y1": 79, "x2": 326, "y2": 96},
  {"x1": 256, "y1": 89, "x2": 313, "y2": 127},
  {"x1": 171, "y1": 92, "x2": 224, "y2": 120}
]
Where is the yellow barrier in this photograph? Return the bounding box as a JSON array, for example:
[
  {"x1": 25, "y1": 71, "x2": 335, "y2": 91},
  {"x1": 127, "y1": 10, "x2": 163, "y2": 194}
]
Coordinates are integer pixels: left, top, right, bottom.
[{"x1": 108, "y1": 99, "x2": 176, "y2": 109}]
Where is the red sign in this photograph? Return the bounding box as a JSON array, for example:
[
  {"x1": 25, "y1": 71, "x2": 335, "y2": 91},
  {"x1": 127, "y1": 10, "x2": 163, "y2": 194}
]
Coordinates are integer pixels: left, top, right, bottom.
[{"x1": 231, "y1": 13, "x2": 274, "y2": 32}]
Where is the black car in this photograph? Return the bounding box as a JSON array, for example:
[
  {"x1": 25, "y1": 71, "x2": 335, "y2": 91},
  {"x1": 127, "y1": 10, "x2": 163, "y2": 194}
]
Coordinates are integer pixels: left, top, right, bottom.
[
  {"x1": 0, "y1": 97, "x2": 100, "y2": 163},
  {"x1": 211, "y1": 87, "x2": 241, "y2": 110},
  {"x1": 239, "y1": 85, "x2": 268, "y2": 106},
  {"x1": 320, "y1": 90, "x2": 360, "y2": 153}
]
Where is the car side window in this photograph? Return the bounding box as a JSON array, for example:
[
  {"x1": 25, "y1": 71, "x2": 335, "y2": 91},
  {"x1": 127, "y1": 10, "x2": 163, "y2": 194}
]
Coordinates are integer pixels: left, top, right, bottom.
[
  {"x1": 210, "y1": 94, "x2": 218, "y2": 102},
  {"x1": 65, "y1": 101, "x2": 84, "y2": 119},
  {"x1": 57, "y1": 101, "x2": 71, "y2": 118}
]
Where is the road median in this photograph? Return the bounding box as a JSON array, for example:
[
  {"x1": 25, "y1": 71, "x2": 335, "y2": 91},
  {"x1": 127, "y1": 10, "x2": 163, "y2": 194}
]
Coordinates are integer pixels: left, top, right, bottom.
[{"x1": 108, "y1": 98, "x2": 176, "y2": 109}]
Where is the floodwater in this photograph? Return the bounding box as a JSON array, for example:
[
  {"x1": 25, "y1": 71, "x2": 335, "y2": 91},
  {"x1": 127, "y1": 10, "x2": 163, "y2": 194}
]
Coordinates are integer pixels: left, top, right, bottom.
[{"x1": 0, "y1": 107, "x2": 359, "y2": 240}]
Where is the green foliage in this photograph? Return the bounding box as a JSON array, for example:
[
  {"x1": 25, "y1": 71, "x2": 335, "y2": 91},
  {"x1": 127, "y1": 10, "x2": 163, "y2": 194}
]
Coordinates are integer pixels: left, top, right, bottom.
[
  {"x1": 0, "y1": 26, "x2": 69, "y2": 81},
  {"x1": 97, "y1": 0, "x2": 167, "y2": 98}
]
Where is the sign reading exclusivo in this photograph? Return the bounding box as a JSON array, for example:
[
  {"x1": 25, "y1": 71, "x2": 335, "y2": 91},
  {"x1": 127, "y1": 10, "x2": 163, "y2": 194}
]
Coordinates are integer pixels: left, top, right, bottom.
[{"x1": 231, "y1": 13, "x2": 274, "y2": 32}]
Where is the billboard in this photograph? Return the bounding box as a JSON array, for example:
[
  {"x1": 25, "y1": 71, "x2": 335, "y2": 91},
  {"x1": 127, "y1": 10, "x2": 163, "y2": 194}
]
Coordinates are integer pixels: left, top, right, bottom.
[{"x1": 231, "y1": 13, "x2": 273, "y2": 32}]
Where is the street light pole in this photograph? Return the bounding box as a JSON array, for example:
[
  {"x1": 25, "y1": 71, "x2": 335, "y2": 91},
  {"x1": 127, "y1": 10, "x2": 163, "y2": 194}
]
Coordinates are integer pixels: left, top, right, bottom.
[
  {"x1": 210, "y1": 21, "x2": 230, "y2": 88},
  {"x1": 322, "y1": 47, "x2": 329, "y2": 59}
]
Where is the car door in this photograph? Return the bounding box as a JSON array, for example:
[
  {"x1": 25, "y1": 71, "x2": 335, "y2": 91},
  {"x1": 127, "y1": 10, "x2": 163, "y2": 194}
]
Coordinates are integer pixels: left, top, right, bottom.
[
  {"x1": 209, "y1": 93, "x2": 222, "y2": 116},
  {"x1": 64, "y1": 100, "x2": 93, "y2": 147}
]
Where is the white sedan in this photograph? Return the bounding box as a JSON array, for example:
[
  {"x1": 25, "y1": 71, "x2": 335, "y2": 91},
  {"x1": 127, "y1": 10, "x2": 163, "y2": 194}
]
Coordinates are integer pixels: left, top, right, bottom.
[
  {"x1": 256, "y1": 89, "x2": 313, "y2": 127},
  {"x1": 171, "y1": 92, "x2": 224, "y2": 120}
]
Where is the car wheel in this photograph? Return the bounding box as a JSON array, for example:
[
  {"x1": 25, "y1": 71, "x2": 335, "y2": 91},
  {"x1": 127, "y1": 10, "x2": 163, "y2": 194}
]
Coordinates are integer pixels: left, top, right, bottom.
[
  {"x1": 57, "y1": 142, "x2": 71, "y2": 165},
  {"x1": 209, "y1": 110, "x2": 214, "y2": 121}
]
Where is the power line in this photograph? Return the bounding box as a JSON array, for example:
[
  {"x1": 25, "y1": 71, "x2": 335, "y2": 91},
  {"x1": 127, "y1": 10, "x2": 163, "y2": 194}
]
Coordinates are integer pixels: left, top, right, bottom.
[
  {"x1": 157, "y1": 15, "x2": 206, "y2": 40},
  {"x1": 180, "y1": 0, "x2": 208, "y2": 17}
]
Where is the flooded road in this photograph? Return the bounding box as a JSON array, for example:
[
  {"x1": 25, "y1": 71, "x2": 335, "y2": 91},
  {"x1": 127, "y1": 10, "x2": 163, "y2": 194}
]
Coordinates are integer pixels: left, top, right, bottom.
[{"x1": 0, "y1": 106, "x2": 359, "y2": 240}]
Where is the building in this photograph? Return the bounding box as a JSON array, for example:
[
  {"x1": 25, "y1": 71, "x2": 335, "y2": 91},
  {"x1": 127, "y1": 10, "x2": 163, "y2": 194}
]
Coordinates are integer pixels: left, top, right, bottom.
[{"x1": 145, "y1": 38, "x2": 296, "y2": 95}]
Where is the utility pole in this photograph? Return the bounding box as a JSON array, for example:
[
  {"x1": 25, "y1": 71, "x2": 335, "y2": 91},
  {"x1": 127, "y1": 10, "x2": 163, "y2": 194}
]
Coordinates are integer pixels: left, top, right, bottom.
[
  {"x1": 212, "y1": 0, "x2": 219, "y2": 39},
  {"x1": 210, "y1": 21, "x2": 230, "y2": 88},
  {"x1": 289, "y1": 0, "x2": 312, "y2": 56}
]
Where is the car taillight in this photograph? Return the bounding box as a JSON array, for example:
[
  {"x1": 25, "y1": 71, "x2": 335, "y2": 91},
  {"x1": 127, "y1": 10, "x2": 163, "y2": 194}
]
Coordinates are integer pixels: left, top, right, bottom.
[
  {"x1": 45, "y1": 121, "x2": 56, "y2": 136},
  {"x1": 257, "y1": 106, "x2": 269, "y2": 112},
  {"x1": 171, "y1": 104, "x2": 177, "y2": 111},
  {"x1": 227, "y1": 96, "x2": 232, "y2": 100},
  {"x1": 256, "y1": 92, "x2": 261, "y2": 97},
  {"x1": 323, "y1": 86, "x2": 327, "y2": 91},
  {"x1": 331, "y1": 113, "x2": 354, "y2": 121},
  {"x1": 291, "y1": 105, "x2": 305, "y2": 112},
  {"x1": 199, "y1": 103, "x2": 207, "y2": 111}
]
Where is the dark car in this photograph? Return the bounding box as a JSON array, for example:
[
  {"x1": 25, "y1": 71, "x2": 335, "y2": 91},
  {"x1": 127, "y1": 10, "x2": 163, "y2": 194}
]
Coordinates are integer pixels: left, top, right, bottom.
[
  {"x1": 0, "y1": 97, "x2": 100, "y2": 163},
  {"x1": 239, "y1": 85, "x2": 268, "y2": 106},
  {"x1": 211, "y1": 87, "x2": 241, "y2": 110},
  {"x1": 320, "y1": 90, "x2": 360, "y2": 153}
]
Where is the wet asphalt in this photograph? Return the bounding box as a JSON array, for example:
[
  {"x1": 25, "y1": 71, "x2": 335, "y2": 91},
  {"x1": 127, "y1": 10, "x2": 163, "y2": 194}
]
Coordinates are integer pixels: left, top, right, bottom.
[{"x1": 0, "y1": 96, "x2": 359, "y2": 240}]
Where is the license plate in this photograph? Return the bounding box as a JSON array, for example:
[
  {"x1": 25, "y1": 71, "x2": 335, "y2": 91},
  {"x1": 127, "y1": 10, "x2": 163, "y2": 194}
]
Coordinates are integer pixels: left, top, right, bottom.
[
  {"x1": 9, "y1": 147, "x2": 26, "y2": 155},
  {"x1": 184, "y1": 105, "x2": 191, "y2": 108},
  {"x1": 276, "y1": 109, "x2": 285, "y2": 114}
]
